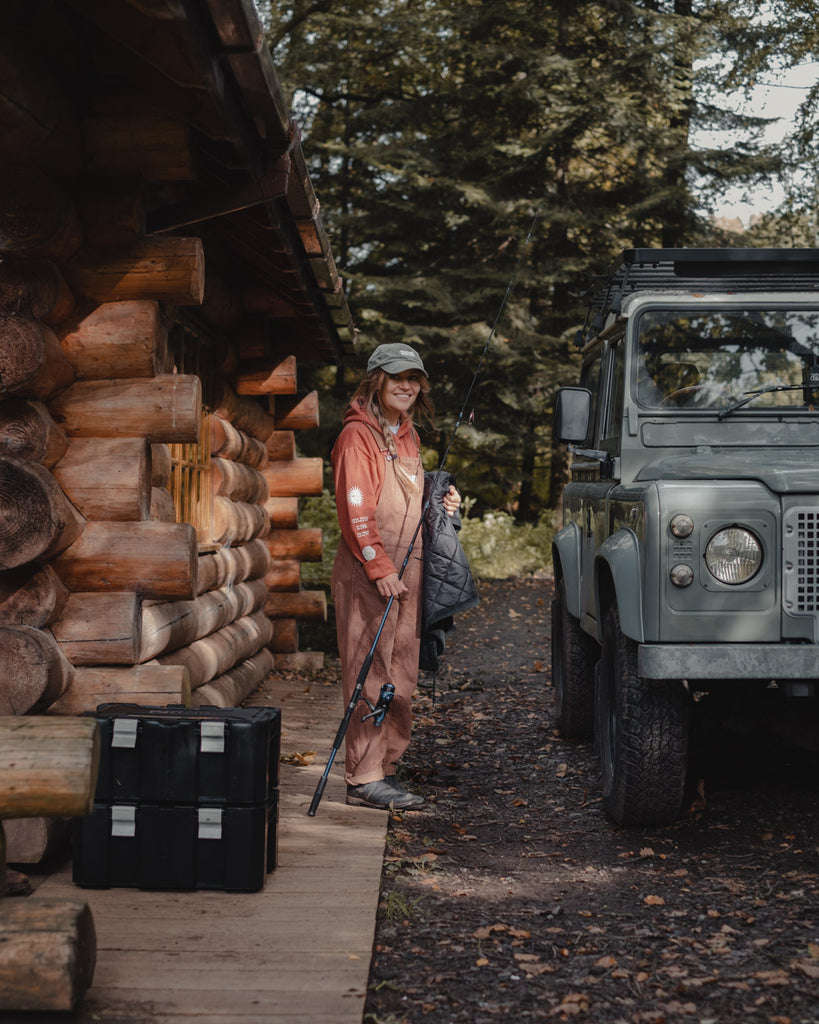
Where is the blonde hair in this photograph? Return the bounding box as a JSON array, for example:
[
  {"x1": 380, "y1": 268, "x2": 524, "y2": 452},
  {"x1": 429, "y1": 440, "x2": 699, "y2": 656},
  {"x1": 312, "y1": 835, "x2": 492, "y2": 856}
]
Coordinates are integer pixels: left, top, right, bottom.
[{"x1": 349, "y1": 368, "x2": 434, "y2": 498}]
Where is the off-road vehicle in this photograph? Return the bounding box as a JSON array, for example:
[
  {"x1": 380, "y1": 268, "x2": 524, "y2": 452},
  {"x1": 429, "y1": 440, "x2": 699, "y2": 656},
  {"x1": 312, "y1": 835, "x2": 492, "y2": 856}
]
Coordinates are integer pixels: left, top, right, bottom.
[{"x1": 551, "y1": 248, "x2": 819, "y2": 825}]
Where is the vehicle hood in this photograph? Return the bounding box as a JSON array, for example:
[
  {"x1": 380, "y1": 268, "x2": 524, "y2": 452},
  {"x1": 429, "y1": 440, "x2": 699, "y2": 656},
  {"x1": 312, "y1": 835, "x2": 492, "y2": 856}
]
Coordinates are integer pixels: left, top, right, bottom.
[{"x1": 635, "y1": 449, "x2": 819, "y2": 493}]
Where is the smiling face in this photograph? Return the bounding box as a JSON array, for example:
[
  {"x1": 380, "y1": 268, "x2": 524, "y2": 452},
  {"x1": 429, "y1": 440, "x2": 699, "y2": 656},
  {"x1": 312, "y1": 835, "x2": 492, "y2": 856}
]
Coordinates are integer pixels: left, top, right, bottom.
[{"x1": 379, "y1": 370, "x2": 423, "y2": 424}]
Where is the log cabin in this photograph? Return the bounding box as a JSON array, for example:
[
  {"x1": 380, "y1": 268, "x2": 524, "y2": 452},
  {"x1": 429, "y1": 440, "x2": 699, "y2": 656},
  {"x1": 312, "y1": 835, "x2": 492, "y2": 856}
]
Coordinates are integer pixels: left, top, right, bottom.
[{"x1": 0, "y1": 1, "x2": 354, "y2": 867}]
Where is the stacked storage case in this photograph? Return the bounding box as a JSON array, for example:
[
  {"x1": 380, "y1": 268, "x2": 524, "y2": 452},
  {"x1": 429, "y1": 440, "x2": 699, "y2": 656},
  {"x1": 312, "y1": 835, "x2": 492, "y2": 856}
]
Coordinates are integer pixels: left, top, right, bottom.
[{"x1": 73, "y1": 704, "x2": 281, "y2": 892}]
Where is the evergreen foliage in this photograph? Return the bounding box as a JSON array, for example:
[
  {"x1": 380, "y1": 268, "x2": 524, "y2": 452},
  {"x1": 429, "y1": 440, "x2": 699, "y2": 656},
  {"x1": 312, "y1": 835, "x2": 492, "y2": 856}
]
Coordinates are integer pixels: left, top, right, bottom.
[{"x1": 266, "y1": 0, "x2": 800, "y2": 518}]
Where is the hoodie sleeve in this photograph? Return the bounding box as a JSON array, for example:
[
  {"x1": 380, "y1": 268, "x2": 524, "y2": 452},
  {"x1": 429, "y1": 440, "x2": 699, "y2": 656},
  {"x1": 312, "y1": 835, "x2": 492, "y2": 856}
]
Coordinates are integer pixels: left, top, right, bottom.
[{"x1": 332, "y1": 424, "x2": 397, "y2": 581}]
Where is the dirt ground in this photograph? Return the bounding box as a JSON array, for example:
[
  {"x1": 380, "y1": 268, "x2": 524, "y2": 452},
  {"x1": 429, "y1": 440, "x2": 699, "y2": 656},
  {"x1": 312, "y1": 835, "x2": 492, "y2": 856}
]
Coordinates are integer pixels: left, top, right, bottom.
[{"x1": 355, "y1": 576, "x2": 819, "y2": 1024}]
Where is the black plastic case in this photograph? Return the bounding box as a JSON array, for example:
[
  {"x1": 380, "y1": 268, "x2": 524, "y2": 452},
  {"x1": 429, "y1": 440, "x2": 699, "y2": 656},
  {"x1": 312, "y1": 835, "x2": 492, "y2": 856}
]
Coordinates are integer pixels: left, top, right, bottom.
[{"x1": 73, "y1": 704, "x2": 281, "y2": 892}]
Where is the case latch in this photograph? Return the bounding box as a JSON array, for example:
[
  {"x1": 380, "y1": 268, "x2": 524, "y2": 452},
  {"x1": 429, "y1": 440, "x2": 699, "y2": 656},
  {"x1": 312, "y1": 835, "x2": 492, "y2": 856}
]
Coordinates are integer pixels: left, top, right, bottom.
[
  {"x1": 200, "y1": 720, "x2": 225, "y2": 753},
  {"x1": 198, "y1": 807, "x2": 223, "y2": 840},
  {"x1": 111, "y1": 718, "x2": 138, "y2": 749}
]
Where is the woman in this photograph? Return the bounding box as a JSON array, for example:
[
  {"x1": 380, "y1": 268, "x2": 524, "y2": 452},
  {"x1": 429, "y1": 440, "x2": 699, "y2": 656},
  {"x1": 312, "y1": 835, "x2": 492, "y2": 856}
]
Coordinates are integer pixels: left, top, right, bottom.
[{"x1": 331, "y1": 343, "x2": 460, "y2": 810}]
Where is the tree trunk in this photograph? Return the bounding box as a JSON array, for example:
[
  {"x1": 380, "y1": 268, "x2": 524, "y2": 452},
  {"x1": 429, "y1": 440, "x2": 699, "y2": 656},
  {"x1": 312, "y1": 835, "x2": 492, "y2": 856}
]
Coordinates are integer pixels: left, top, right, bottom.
[
  {"x1": 0, "y1": 457, "x2": 86, "y2": 570},
  {"x1": 52, "y1": 438, "x2": 151, "y2": 521},
  {"x1": 52, "y1": 522, "x2": 198, "y2": 599},
  {"x1": 189, "y1": 648, "x2": 274, "y2": 709},
  {"x1": 0, "y1": 399, "x2": 69, "y2": 467},
  {"x1": 0, "y1": 565, "x2": 69, "y2": 628},
  {"x1": 0, "y1": 626, "x2": 75, "y2": 714},
  {"x1": 50, "y1": 663, "x2": 191, "y2": 715},
  {"x1": 63, "y1": 237, "x2": 205, "y2": 305},
  {"x1": 262, "y1": 457, "x2": 323, "y2": 497},
  {"x1": 0, "y1": 898, "x2": 97, "y2": 1012},
  {"x1": 49, "y1": 375, "x2": 201, "y2": 444},
  {"x1": 57, "y1": 300, "x2": 169, "y2": 379},
  {"x1": 0, "y1": 315, "x2": 75, "y2": 400},
  {"x1": 50, "y1": 592, "x2": 141, "y2": 666}
]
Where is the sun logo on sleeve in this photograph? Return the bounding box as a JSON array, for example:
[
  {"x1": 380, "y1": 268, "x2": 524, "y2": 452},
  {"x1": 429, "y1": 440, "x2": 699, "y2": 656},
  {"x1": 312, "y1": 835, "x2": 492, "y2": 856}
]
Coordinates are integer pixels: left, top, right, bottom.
[{"x1": 347, "y1": 486, "x2": 364, "y2": 507}]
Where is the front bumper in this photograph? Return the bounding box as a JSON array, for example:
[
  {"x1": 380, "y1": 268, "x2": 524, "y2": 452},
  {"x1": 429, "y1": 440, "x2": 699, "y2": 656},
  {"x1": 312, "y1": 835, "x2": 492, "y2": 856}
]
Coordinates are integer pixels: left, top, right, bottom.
[{"x1": 638, "y1": 644, "x2": 819, "y2": 682}]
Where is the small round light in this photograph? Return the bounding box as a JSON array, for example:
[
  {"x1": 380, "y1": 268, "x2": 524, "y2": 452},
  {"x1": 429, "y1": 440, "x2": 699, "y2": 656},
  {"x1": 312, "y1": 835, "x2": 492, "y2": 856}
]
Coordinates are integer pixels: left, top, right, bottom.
[
  {"x1": 670, "y1": 514, "x2": 694, "y2": 538},
  {"x1": 705, "y1": 527, "x2": 762, "y2": 584},
  {"x1": 670, "y1": 563, "x2": 694, "y2": 587}
]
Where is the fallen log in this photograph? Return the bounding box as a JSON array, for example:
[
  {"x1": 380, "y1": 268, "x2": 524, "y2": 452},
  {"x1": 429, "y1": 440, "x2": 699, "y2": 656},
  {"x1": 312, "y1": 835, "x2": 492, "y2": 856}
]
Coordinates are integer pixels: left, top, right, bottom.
[
  {"x1": 57, "y1": 300, "x2": 168, "y2": 379},
  {"x1": 0, "y1": 314, "x2": 75, "y2": 399},
  {"x1": 0, "y1": 899, "x2": 96, "y2": 1012},
  {"x1": 52, "y1": 521, "x2": 198, "y2": 600},
  {"x1": 0, "y1": 399, "x2": 69, "y2": 467},
  {"x1": 49, "y1": 663, "x2": 191, "y2": 715},
  {"x1": 63, "y1": 237, "x2": 205, "y2": 305},
  {"x1": 0, "y1": 457, "x2": 86, "y2": 569},
  {"x1": 52, "y1": 437, "x2": 151, "y2": 521},
  {"x1": 190, "y1": 648, "x2": 274, "y2": 708},
  {"x1": 49, "y1": 374, "x2": 201, "y2": 444},
  {"x1": 0, "y1": 715, "x2": 99, "y2": 818},
  {"x1": 51, "y1": 593, "x2": 141, "y2": 666},
  {"x1": 0, "y1": 565, "x2": 69, "y2": 628},
  {"x1": 0, "y1": 626, "x2": 75, "y2": 714},
  {"x1": 3, "y1": 816, "x2": 71, "y2": 867}
]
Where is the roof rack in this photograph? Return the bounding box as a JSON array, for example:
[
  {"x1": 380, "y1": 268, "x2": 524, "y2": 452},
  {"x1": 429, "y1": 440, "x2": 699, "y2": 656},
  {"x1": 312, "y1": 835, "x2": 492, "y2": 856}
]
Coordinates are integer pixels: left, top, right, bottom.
[{"x1": 576, "y1": 248, "x2": 819, "y2": 347}]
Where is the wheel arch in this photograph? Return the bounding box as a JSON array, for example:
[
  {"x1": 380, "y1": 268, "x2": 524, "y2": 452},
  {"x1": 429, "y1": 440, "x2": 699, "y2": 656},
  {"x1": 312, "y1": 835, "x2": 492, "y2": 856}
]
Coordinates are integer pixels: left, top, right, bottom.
[
  {"x1": 552, "y1": 521, "x2": 583, "y2": 619},
  {"x1": 595, "y1": 529, "x2": 645, "y2": 643}
]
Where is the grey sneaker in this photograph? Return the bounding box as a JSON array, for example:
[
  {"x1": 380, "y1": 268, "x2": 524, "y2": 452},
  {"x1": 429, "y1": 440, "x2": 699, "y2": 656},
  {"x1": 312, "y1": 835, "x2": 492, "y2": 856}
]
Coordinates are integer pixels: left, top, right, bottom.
[{"x1": 346, "y1": 778, "x2": 424, "y2": 809}]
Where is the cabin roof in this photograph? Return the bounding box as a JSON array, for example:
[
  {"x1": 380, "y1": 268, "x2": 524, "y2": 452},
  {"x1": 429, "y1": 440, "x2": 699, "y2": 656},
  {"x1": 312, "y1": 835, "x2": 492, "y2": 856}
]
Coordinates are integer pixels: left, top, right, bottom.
[{"x1": 3, "y1": 0, "x2": 355, "y2": 362}]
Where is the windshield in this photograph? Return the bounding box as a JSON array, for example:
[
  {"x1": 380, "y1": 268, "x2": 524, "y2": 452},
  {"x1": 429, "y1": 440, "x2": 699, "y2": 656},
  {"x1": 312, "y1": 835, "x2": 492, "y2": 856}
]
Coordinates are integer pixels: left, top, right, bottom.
[{"x1": 635, "y1": 309, "x2": 819, "y2": 411}]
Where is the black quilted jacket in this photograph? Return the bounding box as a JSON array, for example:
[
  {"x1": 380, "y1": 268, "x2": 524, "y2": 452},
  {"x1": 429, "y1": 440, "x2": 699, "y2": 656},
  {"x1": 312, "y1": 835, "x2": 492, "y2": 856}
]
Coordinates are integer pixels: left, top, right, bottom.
[{"x1": 420, "y1": 472, "x2": 479, "y2": 672}]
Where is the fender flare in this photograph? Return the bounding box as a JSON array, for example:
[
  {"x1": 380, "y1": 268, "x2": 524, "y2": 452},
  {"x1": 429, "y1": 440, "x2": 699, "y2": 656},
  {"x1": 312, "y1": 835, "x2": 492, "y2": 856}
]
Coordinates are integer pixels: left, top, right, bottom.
[
  {"x1": 552, "y1": 521, "x2": 583, "y2": 619},
  {"x1": 595, "y1": 530, "x2": 645, "y2": 643}
]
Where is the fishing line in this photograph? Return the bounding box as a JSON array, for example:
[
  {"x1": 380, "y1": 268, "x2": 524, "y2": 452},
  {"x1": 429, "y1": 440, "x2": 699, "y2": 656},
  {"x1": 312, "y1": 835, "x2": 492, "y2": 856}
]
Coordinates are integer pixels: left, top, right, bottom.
[{"x1": 308, "y1": 205, "x2": 542, "y2": 816}]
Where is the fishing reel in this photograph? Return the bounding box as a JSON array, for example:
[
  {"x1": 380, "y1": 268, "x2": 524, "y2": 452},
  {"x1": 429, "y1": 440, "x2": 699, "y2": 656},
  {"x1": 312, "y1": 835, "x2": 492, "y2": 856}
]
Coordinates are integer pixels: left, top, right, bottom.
[{"x1": 360, "y1": 682, "x2": 395, "y2": 727}]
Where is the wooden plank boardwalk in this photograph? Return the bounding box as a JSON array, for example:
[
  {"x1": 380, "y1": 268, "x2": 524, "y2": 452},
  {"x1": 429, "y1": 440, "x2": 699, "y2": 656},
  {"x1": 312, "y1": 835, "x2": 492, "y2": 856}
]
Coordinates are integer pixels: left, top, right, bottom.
[{"x1": 29, "y1": 673, "x2": 388, "y2": 1024}]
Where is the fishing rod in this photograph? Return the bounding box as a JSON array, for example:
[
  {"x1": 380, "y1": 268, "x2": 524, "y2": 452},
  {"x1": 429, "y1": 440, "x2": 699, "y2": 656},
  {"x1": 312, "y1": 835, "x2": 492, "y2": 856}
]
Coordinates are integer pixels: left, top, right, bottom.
[{"x1": 307, "y1": 207, "x2": 542, "y2": 817}]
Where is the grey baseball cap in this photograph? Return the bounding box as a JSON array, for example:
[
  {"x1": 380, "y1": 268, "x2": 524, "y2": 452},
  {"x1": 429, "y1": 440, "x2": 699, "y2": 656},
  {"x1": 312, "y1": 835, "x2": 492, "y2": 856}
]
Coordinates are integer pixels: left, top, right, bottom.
[{"x1": 367, "y1": 343, "x2": 427, "y2": 377}]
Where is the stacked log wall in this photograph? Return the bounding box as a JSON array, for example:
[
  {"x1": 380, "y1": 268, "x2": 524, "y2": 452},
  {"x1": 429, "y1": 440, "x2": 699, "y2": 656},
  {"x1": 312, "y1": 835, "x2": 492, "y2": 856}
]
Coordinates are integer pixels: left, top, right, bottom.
[{"x1": 0, "y1": 170, "x2": 330, "y2": 757}]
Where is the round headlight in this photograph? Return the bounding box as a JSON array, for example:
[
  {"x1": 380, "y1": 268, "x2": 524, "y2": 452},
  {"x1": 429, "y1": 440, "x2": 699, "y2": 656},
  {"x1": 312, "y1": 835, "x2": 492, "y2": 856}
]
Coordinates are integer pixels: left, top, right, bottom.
[{"x1": 704, "y1": 527, "x2": 762, "y2": 584}]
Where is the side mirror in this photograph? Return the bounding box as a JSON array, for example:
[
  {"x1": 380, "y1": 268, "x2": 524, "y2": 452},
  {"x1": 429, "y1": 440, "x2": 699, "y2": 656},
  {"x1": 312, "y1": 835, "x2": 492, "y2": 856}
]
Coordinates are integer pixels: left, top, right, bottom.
[{"x1": 554, "y1": 387, "x2": 591, "y2": 443}]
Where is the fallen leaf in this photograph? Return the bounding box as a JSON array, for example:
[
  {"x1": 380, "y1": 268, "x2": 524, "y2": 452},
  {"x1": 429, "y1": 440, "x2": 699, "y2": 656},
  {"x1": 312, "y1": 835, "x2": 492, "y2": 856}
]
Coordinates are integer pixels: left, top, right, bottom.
[
  {"x1": 644, "y1": 895, "x2": 665, "y2": 906},
  {"x1": 280, "y1": 750, "x2": 316, "y2": 766},
  {"x1": 476, "y1": 957, "x2": 489, "y2": 967},
  {"x1": 508, "y1": 608, "x2": 521, "y2": 618},
  {"x1": 595, "y1": 955, "x2": 617, "y2": 968}
]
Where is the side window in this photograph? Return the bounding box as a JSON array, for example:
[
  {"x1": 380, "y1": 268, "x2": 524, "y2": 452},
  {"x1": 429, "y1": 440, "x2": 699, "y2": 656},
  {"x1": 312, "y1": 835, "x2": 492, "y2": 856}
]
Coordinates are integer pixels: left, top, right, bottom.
[
  {"x1": 579, "y1": 356, "x2": 601, "y2": 447},
  {"x1": 601, "y1": 339, "x2": 625, "y2": 449}
]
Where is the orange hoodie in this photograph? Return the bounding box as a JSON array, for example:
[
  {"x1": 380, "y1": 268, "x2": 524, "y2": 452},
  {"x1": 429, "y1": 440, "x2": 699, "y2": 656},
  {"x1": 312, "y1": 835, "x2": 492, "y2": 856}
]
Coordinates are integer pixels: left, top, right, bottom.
[{"x1": 331, "y1": 402, "x2": 421, "y2": 581}]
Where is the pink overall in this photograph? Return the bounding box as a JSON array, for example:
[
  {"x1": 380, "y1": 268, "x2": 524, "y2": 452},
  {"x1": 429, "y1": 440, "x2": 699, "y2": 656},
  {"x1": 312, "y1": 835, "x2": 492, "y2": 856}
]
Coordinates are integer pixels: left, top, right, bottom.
[{"x1": 331, "y1": 439, "x2": 423, "y2": 786}]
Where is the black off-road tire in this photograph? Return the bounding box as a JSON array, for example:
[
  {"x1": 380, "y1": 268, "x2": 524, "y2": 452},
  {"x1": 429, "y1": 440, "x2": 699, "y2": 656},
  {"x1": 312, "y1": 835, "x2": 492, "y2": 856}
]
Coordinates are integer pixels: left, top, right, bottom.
[
  {"x1": 551, "y1": 577, "x2": 598, "y2": 740},
  {"x1": 596, "y1": 603, "x2": 691, "y2": 826}
]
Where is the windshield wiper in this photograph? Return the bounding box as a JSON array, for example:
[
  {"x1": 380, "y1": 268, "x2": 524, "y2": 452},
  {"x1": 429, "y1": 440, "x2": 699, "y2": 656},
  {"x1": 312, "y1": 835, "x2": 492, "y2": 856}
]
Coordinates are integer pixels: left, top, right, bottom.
[{"x1": 717, "y1": 383, "x2": 808, "y2": 421}]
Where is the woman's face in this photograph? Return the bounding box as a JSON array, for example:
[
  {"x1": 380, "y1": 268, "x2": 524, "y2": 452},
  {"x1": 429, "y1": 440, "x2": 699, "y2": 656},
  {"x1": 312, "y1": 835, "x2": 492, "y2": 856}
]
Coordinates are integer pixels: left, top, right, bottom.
[{"x1": 379, "y1": 370, "x2": 423, "y2": 424}]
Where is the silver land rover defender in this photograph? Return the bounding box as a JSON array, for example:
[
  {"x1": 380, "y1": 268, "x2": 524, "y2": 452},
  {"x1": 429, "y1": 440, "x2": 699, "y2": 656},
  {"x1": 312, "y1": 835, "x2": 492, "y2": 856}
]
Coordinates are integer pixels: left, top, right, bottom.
[{"x1": 551, "y1": 248, "x2": 819, "y2": 826}]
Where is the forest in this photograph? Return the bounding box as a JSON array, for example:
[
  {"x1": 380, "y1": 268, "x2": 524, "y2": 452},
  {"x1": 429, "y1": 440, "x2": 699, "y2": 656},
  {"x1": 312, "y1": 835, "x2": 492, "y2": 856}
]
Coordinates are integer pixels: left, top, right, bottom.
[{"x1": 263, "y1": 0, "x2": 819, "y2": 524}]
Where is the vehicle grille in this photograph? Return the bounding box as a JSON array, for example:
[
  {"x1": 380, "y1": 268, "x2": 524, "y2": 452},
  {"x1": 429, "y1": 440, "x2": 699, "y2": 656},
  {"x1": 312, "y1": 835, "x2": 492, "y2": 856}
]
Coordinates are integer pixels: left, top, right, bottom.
[{"x1": 783, "y1": 507, "x2": 819, "y2": 613}]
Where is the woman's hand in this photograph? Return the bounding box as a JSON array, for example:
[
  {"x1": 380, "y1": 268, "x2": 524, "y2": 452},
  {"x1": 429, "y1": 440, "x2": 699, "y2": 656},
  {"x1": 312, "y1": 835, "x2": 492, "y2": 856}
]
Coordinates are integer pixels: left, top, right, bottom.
[
  {"x1": 376, "y1": 572, "x2": 408, "y2": 599},
  {"x1": 442, "y1": 485, "x2": 461, "y2": 517}
]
